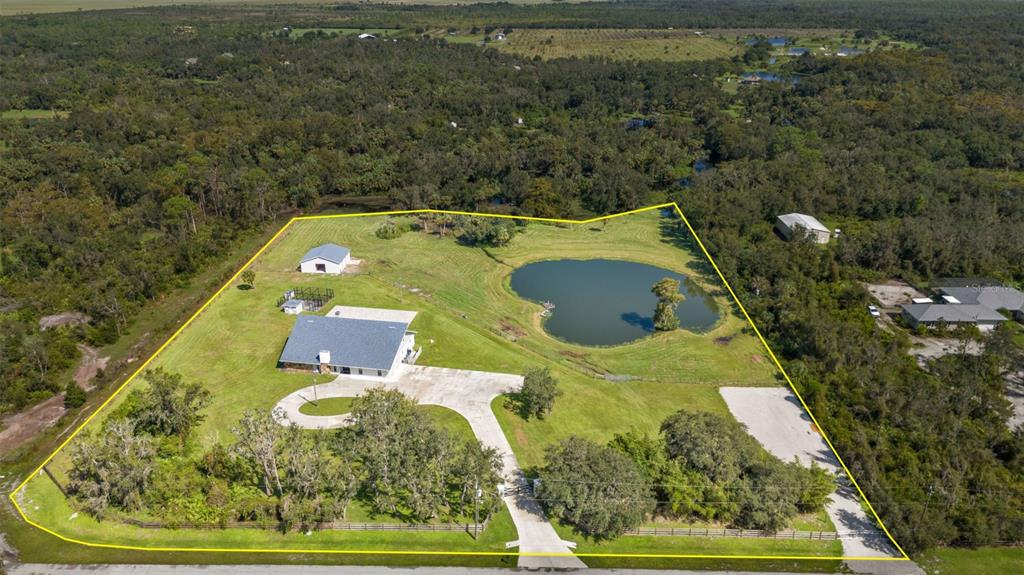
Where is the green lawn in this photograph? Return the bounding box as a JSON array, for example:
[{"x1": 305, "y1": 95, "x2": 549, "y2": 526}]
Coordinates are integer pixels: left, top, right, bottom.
[
  {"x1": 23, "y1": 208, "x2": 805, "y2": 559},
  {"x1": 917, "y1": 546, "x2": 1024, "y2": 575},
  {"x1": 297, "y1": 397, "x2": 354, "y2": 416},
  {"x1": 553, "y1": 519, "x2": 843, "y2": 559},
  {"x1": 297, "y1": 398, "x2": 475, "y2": 444}
]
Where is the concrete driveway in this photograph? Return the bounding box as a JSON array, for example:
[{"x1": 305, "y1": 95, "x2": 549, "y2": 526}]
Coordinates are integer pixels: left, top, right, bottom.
[
  {"x1": 719, "y1": 387, "x2": 906, "y2": 567},
  {"x1": 275, "y1": 365, "x2": 586, "y2": 569}
]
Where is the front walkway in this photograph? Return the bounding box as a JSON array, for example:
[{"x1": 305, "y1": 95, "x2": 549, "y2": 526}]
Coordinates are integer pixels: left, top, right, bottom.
[{"x1": 274, "y1": 365, "x2": 587, "y2": 569}]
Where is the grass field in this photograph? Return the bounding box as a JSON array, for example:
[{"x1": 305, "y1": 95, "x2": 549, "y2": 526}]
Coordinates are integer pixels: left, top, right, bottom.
[
  {"x1": 917, "y1": 546, "x2": 1024, "y2": 575},
  {"x1": 18, "y1": 208, "x2": 833, "y2": 561},
  {"x1": 0, "y1": 109, "x2": 69, "y2": 120},
  {"x1": 0, "y1": 0, "x2": 572, "y2": 17},
  {"x1": 444, "y1": 28, "x2": 741, "y2": 62},
  {"x1": 296, "y1": 398, "x2": 475, "y2": 444}
]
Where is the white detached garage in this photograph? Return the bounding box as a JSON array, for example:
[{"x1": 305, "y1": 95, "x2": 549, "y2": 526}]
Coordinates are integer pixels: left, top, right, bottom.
[{"x1": 299, "y1": 243, "x2": 351, "y2": 274}]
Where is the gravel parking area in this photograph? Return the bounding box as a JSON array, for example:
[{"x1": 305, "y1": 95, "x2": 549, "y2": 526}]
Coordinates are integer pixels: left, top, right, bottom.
[{"x1": 719, "y1": 387, "x2": 902, "y2": 562}]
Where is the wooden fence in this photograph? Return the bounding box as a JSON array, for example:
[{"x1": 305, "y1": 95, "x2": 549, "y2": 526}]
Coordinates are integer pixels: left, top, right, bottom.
[
  {"x1": 120, "y1": 517, "x2": 486, "y2": 533},
  {"x1": 624, "y1": 526, "x2": 839, "y2": 539}
]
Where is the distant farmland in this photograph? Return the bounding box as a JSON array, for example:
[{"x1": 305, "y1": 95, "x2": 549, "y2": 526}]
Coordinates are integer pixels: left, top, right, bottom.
[{"x1": 485, "y1": 29, "x2": 742, "y2": 62}]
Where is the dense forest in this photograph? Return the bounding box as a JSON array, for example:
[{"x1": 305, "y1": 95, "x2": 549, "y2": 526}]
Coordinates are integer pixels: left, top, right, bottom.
[{"x1": 1, "y1": 0, "x2": 1022, "y2": 556}]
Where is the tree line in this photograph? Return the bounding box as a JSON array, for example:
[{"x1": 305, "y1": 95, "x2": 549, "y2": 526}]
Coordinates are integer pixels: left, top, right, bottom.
[{"x1": 67, "y1": 372, "x2": 502, "y2": 530}]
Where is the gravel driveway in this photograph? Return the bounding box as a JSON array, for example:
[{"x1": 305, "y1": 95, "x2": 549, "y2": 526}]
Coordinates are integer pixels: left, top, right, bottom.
[{"x1": 275, "y1": 365, "x2": 586, "y2": 569}]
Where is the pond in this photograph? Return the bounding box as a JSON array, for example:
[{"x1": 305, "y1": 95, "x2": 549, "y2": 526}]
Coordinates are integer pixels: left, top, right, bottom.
[{"x1": 509, "y1": 259, "x2": 720, "y2": 346}]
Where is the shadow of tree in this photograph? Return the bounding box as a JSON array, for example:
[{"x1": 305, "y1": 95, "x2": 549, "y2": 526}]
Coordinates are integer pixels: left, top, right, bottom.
[{"x1": 621, "y1": 312, "x2": 655, "y2": 332}]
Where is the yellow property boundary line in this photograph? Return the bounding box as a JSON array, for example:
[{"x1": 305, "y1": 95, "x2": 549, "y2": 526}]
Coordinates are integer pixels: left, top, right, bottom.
[{"x1": 8, "y1": 202, "x2": 911, "y2": 563}]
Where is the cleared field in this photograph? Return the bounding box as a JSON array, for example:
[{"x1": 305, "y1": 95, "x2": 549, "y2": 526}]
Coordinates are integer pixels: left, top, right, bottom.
[
  {"x1": 454, "y1": 29, "x2": 742, "y2": 62},
  {"x1": 0, "y1": 109, "x2": 69, "y2": 120},
  {"x1": 509, "y1": 29, "x2": 740, "y2": 62},
  {"x1": 23, "y1": 208, "x2": 810, "y2": 557},
  {"x1": 0, "y1": 0, "x2": 570, "y2": 16}
]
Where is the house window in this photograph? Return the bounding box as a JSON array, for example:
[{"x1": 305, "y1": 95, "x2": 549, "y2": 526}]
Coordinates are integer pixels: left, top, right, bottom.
[
  {"x1": 357, "y1": 369, "x2": 363, "y2": 375},
  {"x1": 377, "y1": 370, "x2": 383, "y2": 377},
  {"x1": 315, "y1": 263, "x2": 326, "y2": 272}
]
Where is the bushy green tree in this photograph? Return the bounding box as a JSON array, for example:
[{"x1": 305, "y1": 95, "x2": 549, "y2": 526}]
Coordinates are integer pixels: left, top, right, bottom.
[
  {"x1": 537, "y1": 436, "x2": 654, "y2": 540},
  {"x1": 651, "y1": 277, "x2": 683, "y2": 331},
  {"x1": 129, "y1": 368, "x2": 211, "y2": 446},
  {"x1": 64, "y1": 381, "x2": 87, "y2": 408},
  {"x1": 516, "y1": 367, "x2": 562, "y2": 419}
]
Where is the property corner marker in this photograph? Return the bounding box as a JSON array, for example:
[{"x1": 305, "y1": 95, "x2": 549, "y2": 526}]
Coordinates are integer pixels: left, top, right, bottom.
[{"x1": 8, "y1": 203, "x2": 911, "y2": 563}]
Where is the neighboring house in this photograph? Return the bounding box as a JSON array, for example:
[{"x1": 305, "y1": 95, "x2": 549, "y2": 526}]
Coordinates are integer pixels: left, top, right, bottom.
[
  {"x1": 494, "y1": 33, "x2": 506, "y2": 41},
  {"x1": 278, "y1": 310, "x2": 418, "y2": 379},
  {"x1": 358, "y1": 33, "x2": 377, "y2": 40},
  {"x1": 768, "y1": 37, "x2": 789, "y2": 47},
  {"x1": 938, "y1": 286, "x2": 1024, "y2": 322},
  {"x1": 900, "y1": 303, "x2": 1008, "y2": 330},
  {"x1": 837, "y1": 47, "x2": 864, "y2": 57},
  {"x1": 788, "y1": 47, "x2": 809, "y2": 56},
  {"x1": 299, "y1": 243, "x2": 351, "y2": 274},
  {"x1": 775, "y1": 213, "x2": 832, "y2": 244}
]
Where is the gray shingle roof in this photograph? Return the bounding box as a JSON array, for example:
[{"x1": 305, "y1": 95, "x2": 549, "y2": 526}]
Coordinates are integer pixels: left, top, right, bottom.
[
  {"x1": 937, "y1": 287, "x2": 1024, "y2": 313},
  {"x1": 279, "y1": 315, "x2": 409, "y2": 370},
  {"x1": 300, "y1": 243, "x2": 350, "y2": 264},
  {"x1": 901, "y1": 303, "x2": 1008, "y2": 323},
  {"x1": 777, "y1": 213, "x2": 829, "y2": 233}
]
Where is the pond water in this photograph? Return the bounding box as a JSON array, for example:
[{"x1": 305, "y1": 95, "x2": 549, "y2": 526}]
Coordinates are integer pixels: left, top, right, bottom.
[{"x1": 509, "y1": 259, "x2": 720, "y2": 346}]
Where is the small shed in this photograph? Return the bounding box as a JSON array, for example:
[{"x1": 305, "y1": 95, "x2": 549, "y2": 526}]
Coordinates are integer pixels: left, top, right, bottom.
[
  {"x1": 281, "y1": 299, "x2": 304, "y2": 315},
  {"x1": 300, "y1": 243, "x2": 351, "y2": 274},
  {"x1": 775, "y1": 213, "x2": 832, "y2": 244}
]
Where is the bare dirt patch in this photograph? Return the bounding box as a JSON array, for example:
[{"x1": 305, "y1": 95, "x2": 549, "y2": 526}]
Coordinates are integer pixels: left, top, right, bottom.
[
  {"x1": 863, "y1": 280, "x2": 926, "y2": 310},
  {"x1": 714, "y1": 335, "x2": 734, "y2": 346},
  {"x1": 38, "y1": 311, "x2": 90, "y2": 330},
  {"x1": 0, "y1": 395, "x2": 66, "y2": 455},
  {"x1": 74, "y1": 344, "x2": 110, "y2": 390}
]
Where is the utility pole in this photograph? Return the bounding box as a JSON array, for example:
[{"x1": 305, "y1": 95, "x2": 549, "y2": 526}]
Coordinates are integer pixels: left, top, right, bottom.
[{"x1": 473, "y1": 480, "x2": 481, "y2": 539}]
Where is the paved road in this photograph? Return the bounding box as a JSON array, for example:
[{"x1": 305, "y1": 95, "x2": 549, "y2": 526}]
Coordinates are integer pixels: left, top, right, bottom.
[
  {"x1": 5, "y1": 564, "x2": 845, "y2": 575},
  {"x1": 275, "y1": 365, "x2": 586, "y2": 570},
  {"x1": 719, "y1": 388, "x2": 922, "y2": 575}
]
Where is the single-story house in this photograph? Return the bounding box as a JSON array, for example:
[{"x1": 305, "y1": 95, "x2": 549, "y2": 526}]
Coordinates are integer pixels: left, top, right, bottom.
[
  {"x1": 900, "y1": 303, "x2": 1008, "y2": 330},
  {"x1": 358, "y1": 33, "x2": 377, "y2": 40},
  {"x1": 937, "y1": 286, "x2": 1024, "y2": 322},
  {"x1": 300, "y1": 243, "x2": 351, "y2": 274},
  {"x1": 281, "y1": 299, "x2": 304, "y2": 315},
  {"x1": 837, "y1": 47, "x2": 864, "y2": 57},
  {"x1": 278, "y1": 311, "x2": 417, "y2": 379},
  {"x1": 788, "y1": 47, "x2": 809, "y2": 56},
  {"x1": 775, "y1": 213, "x2": 832, "y2": 244}
]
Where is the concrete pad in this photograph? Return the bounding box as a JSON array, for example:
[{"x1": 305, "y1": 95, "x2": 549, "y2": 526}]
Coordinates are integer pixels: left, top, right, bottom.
[
  {"x1": 325, "y1": 305, "x2": 417, "y2": 324},
  {"x1": 720, "y1": 387, "x2": 902, "y2": 561}
]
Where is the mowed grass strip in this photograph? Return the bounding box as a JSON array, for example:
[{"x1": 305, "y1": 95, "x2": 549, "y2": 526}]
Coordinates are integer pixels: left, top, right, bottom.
[{"x1": 491, "y1": 29, "x2": 741, "y2": 62}]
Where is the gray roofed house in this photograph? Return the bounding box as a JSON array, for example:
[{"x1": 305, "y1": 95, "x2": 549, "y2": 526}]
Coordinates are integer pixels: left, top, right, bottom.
[
  {"x1": 775, "y1": 213, "x2": 832, "y2": 244},
  {"x1": 900, "y1": 302, "x2": 1008, "y2": 329},
  {"x1": 938, "y1": 286, "x2": 1024, "y2": 321},
  {"x1": 278, "y1": 315, "x2": 416, "y2": 378}
]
